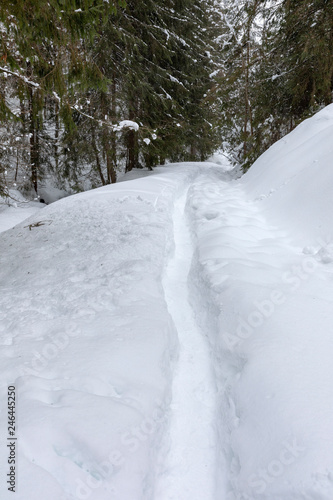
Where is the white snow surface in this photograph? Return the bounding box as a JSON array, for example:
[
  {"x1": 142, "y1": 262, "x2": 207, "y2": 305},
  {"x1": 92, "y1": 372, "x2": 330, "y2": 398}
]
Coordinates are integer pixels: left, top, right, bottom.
[
  {"x1": 1, "y1": 104, "x2": 333, "y2": 500},
  {"x1": 0, "y1": 190, "x2": 44, "y2": 234}
]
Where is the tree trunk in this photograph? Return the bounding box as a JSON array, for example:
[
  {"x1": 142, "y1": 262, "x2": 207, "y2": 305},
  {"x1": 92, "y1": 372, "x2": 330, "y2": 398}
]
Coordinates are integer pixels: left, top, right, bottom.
[
  {"x1": 104, "y1": 79, "x2": 117, "y2": 183},
  {"x1": 190, "y1": 143, "x2": 196, "y2": 161},
  {"x1": 92, "y1": 127, "x2": 106, "y2": 185},
  {"x1": 28, "y1": 86, "x2": 39, "y2": 194},
  {"x1": 126, "y1": 102, "x2": 138, "y2": 172},
  {"x1": 126, "y1": 129, "x2": 138, "y2": 172},
  {"x1": 106, "y1": 138, "x2": 117, "y2": 184},
  {"x1": 54, "y1": 100, "x2": 60, "y2": 172},
  {"x1": 242, "y1": 49, "x2": 249, "y2": 159}
]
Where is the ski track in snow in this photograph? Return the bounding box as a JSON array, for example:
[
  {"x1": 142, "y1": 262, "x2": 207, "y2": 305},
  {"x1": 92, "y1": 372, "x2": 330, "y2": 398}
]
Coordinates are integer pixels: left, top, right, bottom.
[{"x1": 156, "y1": 189, "x2": 217, "y2": 500}]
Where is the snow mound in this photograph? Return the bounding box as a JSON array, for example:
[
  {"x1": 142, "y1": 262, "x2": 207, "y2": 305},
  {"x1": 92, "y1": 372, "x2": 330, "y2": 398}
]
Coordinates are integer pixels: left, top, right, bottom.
[
  {"x1": 242, "y1": 103, "x2": 333, "y2": 245},
  {"x1": 184, "y1": 106, "x2": 333, "y2": 500},
  {"x1": 0, "y1": 164, "x2": 206, "y2": 500}
]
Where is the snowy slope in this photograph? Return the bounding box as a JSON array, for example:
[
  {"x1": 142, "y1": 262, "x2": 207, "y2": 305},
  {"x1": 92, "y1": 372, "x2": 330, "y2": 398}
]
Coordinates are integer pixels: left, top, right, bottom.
[
  {"x1": 242, "y1": 104, "x2": 333, "y2": 245},
  {"x1": 0, "y1": 165, "x2": 205, "y2": 500},
  {"x1": 185, "y1": 105, "x2": 333, "y2": 500}
]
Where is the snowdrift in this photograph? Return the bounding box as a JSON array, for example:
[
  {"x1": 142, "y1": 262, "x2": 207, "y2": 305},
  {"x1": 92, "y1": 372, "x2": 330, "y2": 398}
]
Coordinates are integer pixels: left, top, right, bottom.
[
  {"x1": 242, "y1": 103, "x2": 333, "y2": 246},
  {"x1": 186, "y1": 104, "x2": 333, "y2": 499},
  {"x1": 0, "y1": 166, "x2": 202, "y2": 500}
]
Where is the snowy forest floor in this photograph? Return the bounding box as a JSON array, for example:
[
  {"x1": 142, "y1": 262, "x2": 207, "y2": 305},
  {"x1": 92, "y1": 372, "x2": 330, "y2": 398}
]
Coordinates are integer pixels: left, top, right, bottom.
[{"x1": 1, "y1": 105, "x2": 333, "y2": 500}]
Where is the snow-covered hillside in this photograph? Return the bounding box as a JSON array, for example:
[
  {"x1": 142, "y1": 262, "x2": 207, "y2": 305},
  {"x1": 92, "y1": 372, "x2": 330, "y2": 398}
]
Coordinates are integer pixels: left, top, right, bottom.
[
  {"x1": 242, "y1": 104, "x2": 333, "y2": 245},
  {"x1": 187, "y1": 104, "x2": 333, "y2": 500},
  {"x1": 1, "y1": 105, "x2": 333, "y2": 500}
]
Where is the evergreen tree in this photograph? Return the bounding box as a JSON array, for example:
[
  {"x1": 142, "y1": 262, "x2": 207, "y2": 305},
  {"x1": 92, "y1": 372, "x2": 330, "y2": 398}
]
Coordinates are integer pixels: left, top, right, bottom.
[
  {"x1": 0, "y1": 0, "x2": 124, "y2": 194},
  {"x1": 215, "y1": 0, "x2": 333, "y2": 171},
  {"x1": 216, "y1": 0, "x2": 264, "y2": 168},
  {"x1": 62, "y1": 0, "x2": 222, "y2": 185},
  {"x1": 279, "y1": 0, "x2": 333, "y2": 116}
]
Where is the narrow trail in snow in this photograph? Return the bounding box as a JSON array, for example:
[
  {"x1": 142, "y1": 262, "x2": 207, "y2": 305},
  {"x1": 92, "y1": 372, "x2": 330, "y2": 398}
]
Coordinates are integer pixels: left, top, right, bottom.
[{"x1": 155, "y1": 190, "x2": 218, "y2": 500}]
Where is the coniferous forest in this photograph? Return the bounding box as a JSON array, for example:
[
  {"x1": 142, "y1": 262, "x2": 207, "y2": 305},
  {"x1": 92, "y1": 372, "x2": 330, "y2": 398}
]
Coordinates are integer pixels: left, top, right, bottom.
[{"x1": 0, "y1": 0, "x2": 332, "y2": 198}]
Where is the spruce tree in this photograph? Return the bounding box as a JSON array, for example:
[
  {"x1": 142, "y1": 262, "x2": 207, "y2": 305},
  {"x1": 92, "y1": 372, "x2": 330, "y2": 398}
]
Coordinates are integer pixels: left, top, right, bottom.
[
  {"x1": 0, "y1": 0, "x2": 123, "y2": 194},
  {"x1": 280, "y1": 0, "x2": 333, "y2": 116}
]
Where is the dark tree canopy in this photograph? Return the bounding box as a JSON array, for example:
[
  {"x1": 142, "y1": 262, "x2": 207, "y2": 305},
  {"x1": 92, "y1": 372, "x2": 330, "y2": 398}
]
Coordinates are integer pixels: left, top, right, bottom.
[{"x1": 0, "y1": 0, "x2": 332, "y2": 196}]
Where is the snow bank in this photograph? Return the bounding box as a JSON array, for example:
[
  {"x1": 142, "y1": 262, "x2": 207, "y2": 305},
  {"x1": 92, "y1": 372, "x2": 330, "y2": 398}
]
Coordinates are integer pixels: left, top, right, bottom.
[
  {"x1": 0, "y1": 164, "x2": 201, "y2": 500},
  {"x1": 185, "y1": 106, "x2": 333, "y2": 500},
  {"x1": 242, "y1": 104, "x2": 333, "y2": 245}
]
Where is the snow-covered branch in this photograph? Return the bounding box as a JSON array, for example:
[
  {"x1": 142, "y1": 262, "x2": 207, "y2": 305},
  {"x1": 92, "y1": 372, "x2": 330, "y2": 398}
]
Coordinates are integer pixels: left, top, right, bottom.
[
  {"x1": 0, "y1": 66, "x2": 40, "y2": 88},
  {"x1": 72, "y1": 105, "x2": 139, "y2": 132}
]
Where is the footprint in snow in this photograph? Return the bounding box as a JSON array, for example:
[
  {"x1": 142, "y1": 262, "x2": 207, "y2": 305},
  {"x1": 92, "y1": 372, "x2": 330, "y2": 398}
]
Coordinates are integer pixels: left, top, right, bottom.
[{"x1": 203, "y1": 211, "x2": 219, "y2": 220}]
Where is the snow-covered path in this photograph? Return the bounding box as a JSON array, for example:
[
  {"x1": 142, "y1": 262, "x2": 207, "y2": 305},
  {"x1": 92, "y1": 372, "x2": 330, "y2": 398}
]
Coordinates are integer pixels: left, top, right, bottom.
[{"x1": 156, "y1": 190, "x2": 218, "y2": 500}]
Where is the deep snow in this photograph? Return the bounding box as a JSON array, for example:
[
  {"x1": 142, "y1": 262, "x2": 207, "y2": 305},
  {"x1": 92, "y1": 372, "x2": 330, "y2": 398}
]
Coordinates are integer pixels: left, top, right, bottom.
[
  {"x1": 1, "y1": 105, "x2": 333, "y2": 500},
  {"x1": 0, "y1": 190, "x2": 43, "y2": 234}
]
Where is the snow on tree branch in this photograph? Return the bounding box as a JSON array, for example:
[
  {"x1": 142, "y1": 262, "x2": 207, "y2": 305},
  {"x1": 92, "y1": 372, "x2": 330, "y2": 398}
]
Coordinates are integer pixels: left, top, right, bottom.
[
  {"x1": 0, "y1": 66, "x2": 40, "y2": 88},
  {"x1": 72, "y1": 106, "x2": 139, "y2": 132}
]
